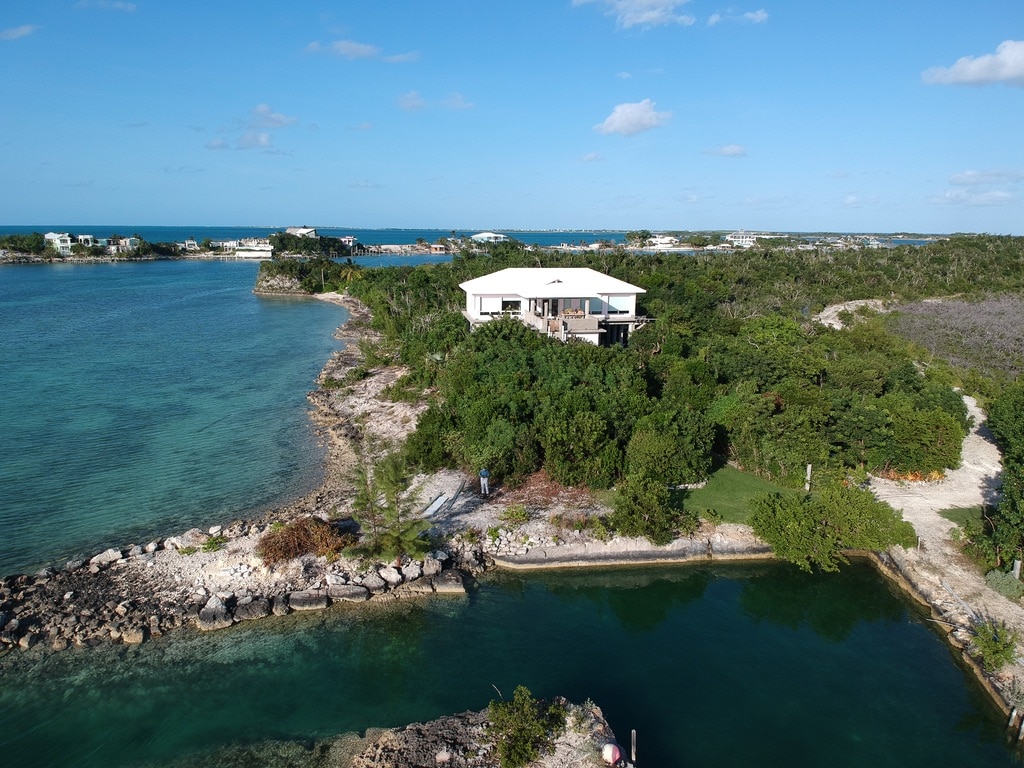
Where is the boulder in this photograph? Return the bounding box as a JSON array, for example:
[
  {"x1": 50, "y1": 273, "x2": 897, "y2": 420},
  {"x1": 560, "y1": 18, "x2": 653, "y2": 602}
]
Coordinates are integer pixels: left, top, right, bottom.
[
  {"x1": 401, "y1": 564, "x2": 423, "y2": 582},
  {"x1": 89, "y1": 548, "x2": 122, "y2": 567},
  {"x1": 422, "y1": 556, "x2": 442, "y2": 578},
  {"x1": 197, "y1": 596, "x2": 234, "y2": 631},
  {"x1": 325, "y1": 573, "x2": 347, "y2": 587},
  {"x1": 233, "y1": 597, "x2": 271, "y2": 622},
  {"x1": 18, "y1": 632, "x2": 39, "y2": 650},
  {"x1": 122, "y1": 626, "x2": 147, "y2": 645},
  {"x1": 288, "y1": 591, "x2": 329, "y2": 611},
  {"x1": 166, "y1": 528, "x2": 209, "y2": 550},
  {"x1": 327, "y1": 584, "x2": 370, "y2": 602},
  {"x1": 143, "y1": 540, "x2": 162, "y2": 553},
  {"x1": 379, "y1": 566, "x2": 403, "y2": 587},
  {"x1": 271, "y1": 595, "x2": 291, "y2": 616},
  {"x1": 432, "y1": 570, "x2": 466, "y2": 595},
  {"x1": 362, "y1": 572, "x2": 386, "y2": 593}
]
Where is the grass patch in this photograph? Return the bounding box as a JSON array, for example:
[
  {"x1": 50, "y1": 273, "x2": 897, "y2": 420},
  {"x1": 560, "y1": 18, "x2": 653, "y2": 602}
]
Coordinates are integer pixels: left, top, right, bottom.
[
  {"x1": 685, "y1": 466, "x2": 796, "y2": 525},
  {"x1": 938, "y1": 505, "x2": 984, "y2": 528}
]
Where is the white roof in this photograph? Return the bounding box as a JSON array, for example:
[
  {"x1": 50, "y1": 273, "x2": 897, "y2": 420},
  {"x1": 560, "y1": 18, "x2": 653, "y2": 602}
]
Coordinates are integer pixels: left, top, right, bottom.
[
  {"x1": 460, "y1": 268, "x2": 644, "y2": 298},
  {"x1": 470, "y1": 231, "x2": 508, "y2": 242}
]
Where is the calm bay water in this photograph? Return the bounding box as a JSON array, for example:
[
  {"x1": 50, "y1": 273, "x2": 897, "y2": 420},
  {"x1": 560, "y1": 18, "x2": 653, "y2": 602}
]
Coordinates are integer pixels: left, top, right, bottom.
[
  {"x1": 0, "y1": 562, "x2": 1014, "y2": 767},
  {"x1": 0, "y1": 260, "x2": 346, "y2": 575},
  {"x1": 0, "y1": 259, "x2": 1013, "y2": 766}
]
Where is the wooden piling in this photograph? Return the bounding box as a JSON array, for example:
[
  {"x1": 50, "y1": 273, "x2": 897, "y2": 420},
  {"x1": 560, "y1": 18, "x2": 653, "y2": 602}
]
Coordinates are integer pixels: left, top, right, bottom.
[{"x1": 631, "y1": 729, "x2": 636, "y2": 763}]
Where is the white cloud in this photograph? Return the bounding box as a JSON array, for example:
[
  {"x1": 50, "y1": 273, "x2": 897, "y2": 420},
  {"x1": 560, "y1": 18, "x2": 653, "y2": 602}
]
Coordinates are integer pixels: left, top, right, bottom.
[
  {"x1": 933, "y1": 189, "x2": 1016, "y2": 206},
  {"x1": 77, "y1": 1, "x2": 135, "y2": 10},
  {"x1": 949, "y1": 169, "x2": 1024, "y2": 185},
  {"x1": 573, "y1": 0, "x2": 695, "y2": 29},
  {"x1": 307, "y1": 39, "x2": 418, "y2": 63},
  {"x1": 841, "y1": 194, "x2": 878, "y2": 208},
  {"x1": 442, "y1": 92, "x2": 474, "y2": 109},
  {"x1": 581, "y1": 152, "x2": 605, "y2": 162},
  {"x1": 708, "y1": 8, "x2": 768, "y2": 26},
  {"x1": 205, "y1": 139, "x2": 229, "y2": 151},
  {"x1": 923, "y1": 40, "x2": 1024, "y2": 87},
  {"x1": 0, "y1": 25, "x2": 37, "y2": 41},
  {"x1": 237, "y1": 132, "x2": 272, "y2": 150},
  {"x1": 383, "y1": 51, "x2": 420, "y2": 64},
  {"x1": 251, "y1": 103, "x2": 298, "y2": 128},
  {"x1": 398, "y1": 91, "x2": 427, "y2": 111},
  {"x1": 706, "y1": 143, "x2": 746, "y2": 157},
  {"x1": 594, "y1": 98, "x2": 671, "y2": 136},
  {"x1": 332, "y1": 39, "x2": 381, "y2": 59},
  {"x1": 618, "y1": 71, "x2": 633, "y2": 79}
]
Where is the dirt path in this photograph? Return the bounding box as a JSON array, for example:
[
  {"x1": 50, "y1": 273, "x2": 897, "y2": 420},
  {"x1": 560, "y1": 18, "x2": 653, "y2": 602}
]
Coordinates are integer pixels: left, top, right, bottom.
[{"x1": 870, "y1": 396, "x2": 1023, "y2": 704}]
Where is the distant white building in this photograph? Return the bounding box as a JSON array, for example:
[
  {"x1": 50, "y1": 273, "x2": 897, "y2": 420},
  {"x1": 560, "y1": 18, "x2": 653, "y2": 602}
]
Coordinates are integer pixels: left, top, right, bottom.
[
  {"x1": 285, "y1": 227, "x2": 318, "y2": 238},
  {"x1": 725, "y1": 231, "x2": 759, "y2": 248},
  {"x1": 44, "y1": 232, "x2": 73, "y2": 256},
  {"x1": 107, "y1": 236, "x2": 140, "y2": 254},
  {"x1": 470, "y1": 231, "x2": 509, "y2": 243},
  {"x1": 234, "y1": 238, "x2": 274, "y2": 259},
  {"x1": 460, "y1": 267, "x2": 646, "y2": 346}
]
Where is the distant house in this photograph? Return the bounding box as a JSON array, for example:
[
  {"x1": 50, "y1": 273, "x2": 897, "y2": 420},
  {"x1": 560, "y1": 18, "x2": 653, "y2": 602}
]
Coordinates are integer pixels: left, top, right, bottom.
[
  {"x1": 460, "y1": 267, "x2": 646, "y2": 346},
  {"x1": 234, "y1": 238, "x2": 274, "y2": 259},
  {"x1": 44, "y1": 232, "x2": 73, "y2": 256},
  {"x1": 107, "y1": 236, "x2": 140, "y2": 255},
  {"x1": 285, "y1": 227, "x2": 318, "y2": 238},
  {"x1": 725, "y1": 230, "x2": 758, "y2": 248},
  {"x1": 470, "y1": 231, "x2": 509, "y2": 243}
]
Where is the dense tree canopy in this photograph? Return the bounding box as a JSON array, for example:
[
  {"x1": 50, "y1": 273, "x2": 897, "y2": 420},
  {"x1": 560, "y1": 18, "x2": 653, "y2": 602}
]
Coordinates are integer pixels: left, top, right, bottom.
[{"x1": 271, "y1": 235, "x2": 1024, "y2": 545}]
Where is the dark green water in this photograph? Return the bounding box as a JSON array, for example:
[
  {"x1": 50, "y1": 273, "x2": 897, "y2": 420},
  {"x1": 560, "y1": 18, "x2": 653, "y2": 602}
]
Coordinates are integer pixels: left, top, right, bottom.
[{"x1": 0, "y1": 562, "x2": 1014, "y2": 767}]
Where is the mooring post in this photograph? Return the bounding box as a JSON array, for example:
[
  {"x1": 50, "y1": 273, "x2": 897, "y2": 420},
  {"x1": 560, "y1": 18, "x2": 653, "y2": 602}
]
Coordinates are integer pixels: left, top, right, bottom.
[
  {"x1": 804, "y1": 463, "x2": 812, "y2": 491},
  {"x1": 631, "y1": 729, "x2": 636, "y2": 763},
  {"x1": 1009, "y1": 707, "x2": 1019, "y2": 731},
  {"x1": 1017, "y1": 716, "x2": 1024, "y2": 742},
  {"x1": 1014, "y1": 559, "x2": 1022, "y2": 580}
]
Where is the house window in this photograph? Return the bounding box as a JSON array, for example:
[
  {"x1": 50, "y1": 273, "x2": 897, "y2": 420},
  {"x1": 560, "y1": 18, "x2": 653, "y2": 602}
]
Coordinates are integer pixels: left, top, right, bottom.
[
  {"x1": 501, "y1": 299, "x2": 521, "y2": 313},
  {"x1": 480, "y1": 296, "x2": 501, "y2": 315}
]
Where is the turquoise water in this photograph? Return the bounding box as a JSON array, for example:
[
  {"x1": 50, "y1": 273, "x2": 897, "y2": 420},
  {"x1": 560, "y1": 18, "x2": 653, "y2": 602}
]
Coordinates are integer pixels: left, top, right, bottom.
[
  {"x1": 0, "y1": 562, "x2": 1014, "y2": 767},
  {"x1": 0, "y1": 261, "x2": 346, "y2": 575}
]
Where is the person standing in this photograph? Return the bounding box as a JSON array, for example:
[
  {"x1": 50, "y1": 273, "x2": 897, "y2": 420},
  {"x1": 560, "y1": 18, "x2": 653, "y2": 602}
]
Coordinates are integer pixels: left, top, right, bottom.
[{"x1": 479, "y1": 467, "x2": 490, "y2": 497}]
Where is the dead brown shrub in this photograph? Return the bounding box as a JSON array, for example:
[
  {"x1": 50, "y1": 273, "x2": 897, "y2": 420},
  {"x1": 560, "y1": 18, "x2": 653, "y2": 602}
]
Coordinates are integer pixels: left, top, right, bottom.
[{"x1": 256, "y1": 517, "x2": 356, "y2": 565}]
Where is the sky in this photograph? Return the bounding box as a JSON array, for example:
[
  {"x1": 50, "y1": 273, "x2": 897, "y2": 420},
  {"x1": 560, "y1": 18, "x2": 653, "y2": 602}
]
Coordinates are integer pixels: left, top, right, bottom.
[{"x1": 1, "y1": 1, "x2": 1023, "y2": 233}]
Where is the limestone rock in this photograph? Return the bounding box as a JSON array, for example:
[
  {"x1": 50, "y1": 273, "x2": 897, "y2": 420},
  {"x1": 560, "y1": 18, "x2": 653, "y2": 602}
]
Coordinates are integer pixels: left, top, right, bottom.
[
  {"x1": 422, "y1": 556, "x2": 442, "y2": 578},
  {"x1": 197, "y1": 595, "x2": 234, "y2": 631},
  {"x1": 432, "y1": 570, "x2": 466, "y2": 595},
  {"x1": 379, "y1": 566, "x2": 403, "y2": 587},
  {"x1": 234, "y1": 597, "x2": 271, "y2": 622},
  {"x1": 362, "y1": 572, "x2": 386, "y2": 593},
  {"x1": 271, "y1": 595, "x2": 291, "y2": 616},
  {"x1": 89, "y1": 548, "x2": 123, "y2": 567},
  {"x1": 288, "y1": 590, "x2": 329, "y2": 611},
  {"x1": 327, "y1": 584, "x2": 370, "y2": 602},
  {"x1": 122, "y1": 626, "x2": 147, "y2": 645},
  {"x1": 401, "y1": 563, "x2": 423, "y2": 582},
  {"x1": 166, "y1": 528, "x2": 210, "y2": 550}
]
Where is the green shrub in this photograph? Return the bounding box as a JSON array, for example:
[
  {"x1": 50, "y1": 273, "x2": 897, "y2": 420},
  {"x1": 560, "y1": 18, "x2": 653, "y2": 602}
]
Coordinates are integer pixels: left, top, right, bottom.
[
  {"x1": 202, "y1": 535, "x2": 227, "y2": 553},
  {"x1": 985, "y1": 569, "x2": 1024, "y2": 600},
  {"x1": 487, "y1": 686, "x2": 566, "y2": 768},
  {"x1": 177, "y1": 546, "x2": 198, "y2": 556},
  {"x1": 500, "y1": 504, "x2": 531, "y2": 526},
  {"x1": 971, "y1": 618, "x2": 1019, "y2": 672}
]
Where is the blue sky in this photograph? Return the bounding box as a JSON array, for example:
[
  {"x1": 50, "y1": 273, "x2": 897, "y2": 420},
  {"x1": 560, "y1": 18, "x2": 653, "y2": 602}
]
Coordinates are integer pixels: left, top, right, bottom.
[{"x1": 2, "y1": 1, "x2": 1022, "y2": 233}]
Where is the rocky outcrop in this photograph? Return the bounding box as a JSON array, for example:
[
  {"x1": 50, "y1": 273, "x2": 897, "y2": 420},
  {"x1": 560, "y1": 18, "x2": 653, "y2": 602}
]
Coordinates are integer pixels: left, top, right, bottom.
[
  {"x1": 349, "y1": 698, "x2": 620, "y2": 768},
  {"x1": 253, "y1": 273, "x2": 305, "y2": 295}
]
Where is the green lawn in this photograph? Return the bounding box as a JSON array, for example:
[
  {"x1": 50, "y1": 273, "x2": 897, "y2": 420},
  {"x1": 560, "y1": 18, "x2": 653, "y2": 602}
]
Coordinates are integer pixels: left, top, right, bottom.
[
  {"x1": 685, "y1": 466, "x2": 796, "y2": 524},
  {"x1": 937, "y1": 505, "x2": 984, "y2": 529}
]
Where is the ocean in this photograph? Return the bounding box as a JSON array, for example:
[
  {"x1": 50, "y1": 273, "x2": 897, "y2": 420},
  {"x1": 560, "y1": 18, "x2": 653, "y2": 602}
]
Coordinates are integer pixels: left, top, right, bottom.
[
  {"x1": 0, "y1": 225, "x2": 628, "y2": 248},
  {"x1": 0, "y1": 256, "x2": 1015, "y2": 767},
  {"x1": 0, "y1": 259, "x2": 346, "y2": 575}
]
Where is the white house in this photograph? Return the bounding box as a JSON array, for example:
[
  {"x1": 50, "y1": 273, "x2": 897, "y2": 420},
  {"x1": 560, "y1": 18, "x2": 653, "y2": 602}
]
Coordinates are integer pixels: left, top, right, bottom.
[
  {"x1": 44, "y1": 232, "x2": 73, "y2": 256},
  {"x1": 459, "y1": 267, "x2": 646, "y2": 346},
  {"x1": 725, "y1": 230, "x2": 759, "y2": 248},
  {"x1": 285, "y1": 227, "x2": 318, "y2": 238},
  {"x1": 470, "y1": 231, "x2": 509, "y2": 243}
]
